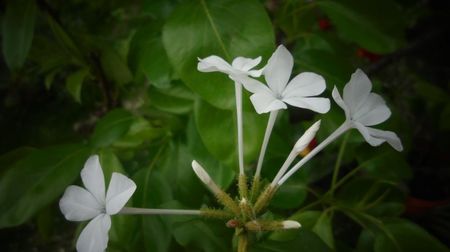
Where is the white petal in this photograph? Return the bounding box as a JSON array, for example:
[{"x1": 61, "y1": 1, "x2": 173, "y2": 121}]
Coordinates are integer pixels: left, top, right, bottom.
[
  {"x1": 282, "y1": 220, "x2": 301, "y2": 229},
  {"x1": 59, "y1": 185, "x2": 103, "y2": 221},
  {"x1": 343, "y1": 69, "x2": 372, "y2": 115},
  {"x1": 105, "y1": 173, "x2": 136, "y2": 215},
  {"x1": 192, "y1": 160, "x2": 212, "y2": 186},
  {"x1": 248, "y1": 68, "x2": 264, "y2": 78},
  {"x1": 231, "y1": 56, "x2": 261, "y2": 71},
  {"x1": 353, "y1": 93, "x2": 391, "y2": 126},
  {"x1": 197, "y1": 55, "x2": 233, "y2": 74},
  {"x1": 283, "y1": 72, "x2": 326, "y2": 98},
  {"x1": 76, "y1": 214, "x2": 111, "y2": 252},
  {"x1": 294, "y1": 120, "x2": 321, "y2": 152},
  {"x1": 81, "y1": 155, "x2": 105, "y2": 205},
  {"x1": 353, "y1": 122, "x2": 384, "y2": 147},
  {"x1": 282, "y1": 97, "x2": 330, "y2": 114},
  {"x1": 332, "y1": 86, "x2": 350, "y2": 118},
  {"x1": 366, "y1": 127, "x2": 403, "y2": 151},
  {"x1": 238, "y1": 76, "x2": 272, "y2": 94},
  {"x1": 264, "y1": 45, "x2": 293, "y2": 96},
  {"x1": 356, "y1": 104, "x2": 391, "y2": 126},
  {"x1": 250, "y1": 92, "x2": 287, "y2": 114}
]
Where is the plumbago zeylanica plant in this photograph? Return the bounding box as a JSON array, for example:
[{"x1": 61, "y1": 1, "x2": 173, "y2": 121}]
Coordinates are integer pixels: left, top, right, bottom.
[{"x1": 60, "y1": 45, "x2": 403, "y2": 252}]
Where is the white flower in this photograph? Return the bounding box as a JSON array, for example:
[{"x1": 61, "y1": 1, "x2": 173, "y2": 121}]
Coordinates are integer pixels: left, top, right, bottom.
[
  {"x1": 197, "y1": 55, "x2": 263, "y2": 79},
  {"x1": 332, "y1": 69, "x2": 403, "y2": 151},
  {"x1": 59, "y1": 155, "x2": 136, "y2": 252},
  {"x1": 240, "y1": 45, "x2": 330, "y2": 114}
]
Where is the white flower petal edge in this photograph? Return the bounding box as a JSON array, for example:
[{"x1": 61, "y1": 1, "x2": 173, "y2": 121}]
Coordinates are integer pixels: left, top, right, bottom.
[
  {"x1": 60, "y1": 155, "x2": 136, "y2": 252},
  {"x1": 332, "y1": 69, "x2": 403, "y2": 151}
]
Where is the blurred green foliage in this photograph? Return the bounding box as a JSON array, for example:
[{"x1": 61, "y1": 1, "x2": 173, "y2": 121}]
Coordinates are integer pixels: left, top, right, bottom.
[{"x1": 0, "y1": 0, "x2": 449, "y2": 251}]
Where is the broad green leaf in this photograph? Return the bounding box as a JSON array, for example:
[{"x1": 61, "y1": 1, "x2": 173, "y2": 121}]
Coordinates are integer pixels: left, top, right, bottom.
[
  {"x1": 0, "y1": 144, "x2": 91, "y2": 228},
  {"x1": 187, "y1": 117, "x2": 235, "y2": 190},
  {"x1": 113, "y1": 117, "x2": 166, "y2": 148},
  {"x1": 374, "y1": 219, "x2": 449, "y2": 252},
  {"x1": 2, "y1": 0, "x2": 37, "y2": 70},
  {"x1": 317, "y1": 0, "x2": 406, "y2": 53},
  {"x1": 163, "y1": 0, "x2": 274, "y2": 109},
  {"x1": 90, "y1": 109, "x2": 135, "y2": 148},
  {"x1": 312, "y1": 211, "x2": 335, "y2": 249},
  {"x1": 158, "y1": 141, "x2": 206, "y2": 208},
  {"x1": 133, "y1": 170, "x2": 173, "y2": 252},
  {"x1": 253, "y1": 230, "x2": 332, "y2": 252},
  {"x1": 293, "y1": 48, "x2": 353, "y2": 89},
  {"x1": 162, "y1": 201, "x2": 231, "y2": 252},
  {"x1": 101, "y1": 47, "x2": 133, "y2": 86},
  {"x1": 356, "y1": 146, "x2": 412, "y2": 181},
  {"x1": 0, "y1": 146, "x2": 34, "y2": 174},
  {"x1": 149, "y1": 83, "x2": 196, "y2": 114},
  {"x1": 194, "y1": 99, "x2": 265, "y2": 169},
  {"x1": 270, "y1": 172, "x2": 307, "y2": 209},
  {"x1": 65, "y1": 68, "x2": 89, "y2": 103},
  {"x1": 129, "y1": 29, "x2": 172, "y2": 89},
  {"x1": 275, "y1": 210, "x2": 334, "y2": 249}
]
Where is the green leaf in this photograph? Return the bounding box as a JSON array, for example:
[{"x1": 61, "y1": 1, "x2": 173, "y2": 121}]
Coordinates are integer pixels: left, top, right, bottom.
[
  {"x1": 187, "y1": 118, "x2": 235, "y2": 190},
  {"x1": 113, "y1": 117, "x2": 166, "y2": 148},
  {"x1": 293, "y1": 48, "x2": 353, "y2": 89},
  {"x1": 162, "y1": 201, "x2": 231, "y2": 252},
  {"x1": 374, "y1": 219, "x2": 449, "y2": 252},
  {"x1": 312, "y1": 211, "x2": 335, "y2": 249},
  {"x1": 194, "y1": 99, "x2": 265, "y2": 168},
  {"x1": 2, "y1": 0, "x2": 37, "y2": 70},
  {"x1": 101, "y1": 47, "x2": 133, "y2": 86},
  {"x1": 65, "y1": 68, "x2": 89, "y2": 103},
  {"x1": 129, "y1": 29, "x2": 172, "y2": 89},
  {"x1": 90, "y1": 109, "x2": 135, "y2": 148},
  {"x1": 149, "y1": 83, "x2": 196, "y2": 114},
  {"x1": 0, "y1": 144, "x2": 91, "y2": 228},
  {"x1": 356, "y1": 146, "x2": 412, "y2": 181},
  {"x1": 274, "y1": 210, "x2": 334, "y2": 249},
  {"x1": 317, "y1": 0, "x2": 406, "y2": 54},
  {"x1": 0, "y1": 146, "x2": 35, "y2": 174},
  {"x1": 133, "y1": 169, "x2": 173, "y2": 252},
  {"x1": 271, "y1": 173, "x2": 307, "y2": 209},
  {"x1": 253, "y1": 230, "x2": 332, "y2": 252},
  {"x1": 162, "y1": 0, "x2": 274, "y2": 109}
]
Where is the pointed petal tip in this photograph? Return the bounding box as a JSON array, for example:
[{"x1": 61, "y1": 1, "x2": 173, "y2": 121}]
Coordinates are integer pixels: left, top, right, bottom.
[
  {"x1": 294, "y1": 120, "x2": 321, "y2": 152},
  {"x1": 282, "y1": 220, "x2": 301, "y2": 229}
]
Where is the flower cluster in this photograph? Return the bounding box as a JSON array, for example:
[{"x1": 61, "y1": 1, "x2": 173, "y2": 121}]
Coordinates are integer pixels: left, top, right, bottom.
[{"x1": 60, "y1": 44, "x2": 402, "y2": 252}]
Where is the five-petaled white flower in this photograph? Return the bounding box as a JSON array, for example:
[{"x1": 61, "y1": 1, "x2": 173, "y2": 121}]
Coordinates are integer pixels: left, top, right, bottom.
[
  {"x1": 240, "y1": 45, "x2": 330, "y2": 114},
  {"x1": 332, "y1": 69, "x2": 403, "y2": 151},
  {"x1": 197, "y1": 55, "x2": 263, "y2": 79},
  {"x1": 59, "y1": 155, "x2": 136, "y2": 252}
]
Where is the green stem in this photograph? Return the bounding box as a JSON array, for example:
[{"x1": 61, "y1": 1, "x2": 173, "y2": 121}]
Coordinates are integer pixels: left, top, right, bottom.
[
  {"x1": 330, "y1": 132, "x2": 350, "y2": 197},
  {"x1": 237, "y1": 233, "x2": 248, "y2": 252}
]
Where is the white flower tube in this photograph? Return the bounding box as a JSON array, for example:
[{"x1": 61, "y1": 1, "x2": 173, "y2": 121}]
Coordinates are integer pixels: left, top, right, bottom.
[{"x1": 271, "y1": 120, "x2": 321, "y2": 186}]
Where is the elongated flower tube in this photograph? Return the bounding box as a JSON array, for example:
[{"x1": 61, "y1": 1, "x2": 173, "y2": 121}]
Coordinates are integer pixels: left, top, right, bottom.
[
  {"x1": 192, "y1": 160, "x2": 240, "y2": 215},
  {"x1": 271, "y1": 120, "x2": 321, "y2": 187},
  {"x1": 60, "y1": 155, "x2": 136, "y2": 252},
  {"x1": 240, "y1": 45, "x2": 330, "y2": 180},
  {"x1": 278, "y1": 69, "x2": 403, "y2": 186},
  {"x1": 198, "y1": 56, "x2": 263, "y2": 176}
]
